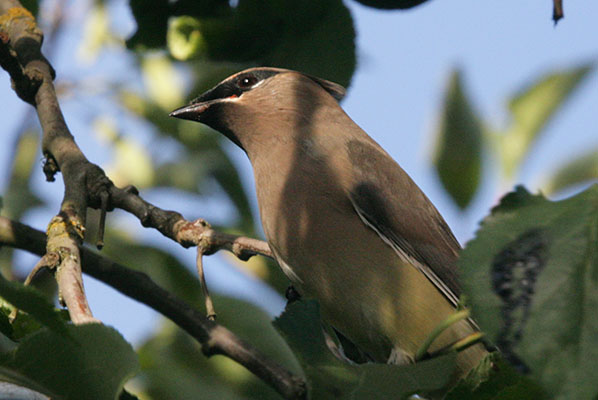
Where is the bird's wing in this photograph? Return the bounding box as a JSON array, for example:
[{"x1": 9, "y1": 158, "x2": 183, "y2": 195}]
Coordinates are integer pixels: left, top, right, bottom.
[{"x1": 345, "y1": 139, "x2": 462, "y2": 306}]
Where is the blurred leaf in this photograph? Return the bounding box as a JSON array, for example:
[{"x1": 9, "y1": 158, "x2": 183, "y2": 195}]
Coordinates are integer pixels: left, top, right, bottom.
[
  {"x1": 0, "y1": 324, "x2": 138, "y2": 400},
  {"x1": 164, "y1": 0, "x2": 356, "y2": 87},
  {"x1": 274, "y1": 301, "x2": 456, "y2": 399},
  {"x1": 127, "y1": 0, "x2": 230, "y2": 49},
  {"x1": 165, "y1": 2, "x2": 284, "y2": 63},
  {"x1": 446, "y1": 353, "x2": 547, "y2": 399},
  {"x1": 1, "y1": 132, "x2": 41, "y2": 279},
  {"x1": 0, "y1": 273, "x2": 67, "y2": 338},
  {"x1": 352, "y1": 0, "x2": 430, "y2": 9},
  {"x1": 119, "y1": 91, "x2": 180, "y2": 135},
  {"x1": 93, "y1": 117, "x2": 155, "y2": 188},
  {"x1": 135, "y1": 295, "x2": 300, "y2": 400},
  {"x1": 154, "y1": 158, "x2": 206, "y2": 193},
  {"x1": 111, "y1": 139, "x2": 156, "y2": 188},
  {"x1": 460, "y1": 185, "x2": 598, "y2": 398},
  {"x1": 544, "y1": 148, "x2": 598, "y2": 195},
  {"x1": 433, "y1": 69, "x2": 483, "y2": 209},
  {"x1": 2, "y1": 132, "x2": 43, "y2": 221},
  {"x1": 167, "y1": 16, "x2": 207, "y2": 61},
  {"x1": 77, "y1": 4, "x2": 121, "y2": 64},
  {"x1": 499, "y1": 63, "x2": 594, "y2": 178},
  {"x1": 141, "y1": 55, "x2": 185, "y2": 110},
  {"x1": 100, "y1": 231, "x2": 203, "y2": 306},
  {"x1": 0, "y1": 307, "x2": 13, "y2": 339},
  {"x1": 264, "y1": 0, "x2": 355, "y2": 87},
  {"x1": 126, "y1": 0, "x2": 170, "y2": 49}
]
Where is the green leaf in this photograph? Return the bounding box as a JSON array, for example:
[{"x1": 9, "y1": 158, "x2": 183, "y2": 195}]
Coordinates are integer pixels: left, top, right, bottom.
[
  {"x1": 499, "y1": 63, "x2": 594, "y2": 178},
  {"x1": 433, "y1": 69, "x2": 483, "y2": 209},
  {"x1": 0, "y1": 324, "x2": 138, "y2": 400},
  {"x1": 0, "y1": 273, "x2": 67, "y2": 338},
  {"x1": 273, "y1": 301, "x2": 456, "y2": 399},
  {"x1": 167, "y1": 16, "x2": 207, "y2": 60},
  {"x1": 135, "y1": 295, "x2": 300, "y2": 400},
  {"x1": 99, "y1": 232, "x2": 203, "y2": 307},
  {"x1": 263, "y1": 0, "x2": 356, "y2": 87},
  {"x1": 0, "y1": 308, "x2": 13, "y2": 339},
  {"x1": 126, "y1": 0, "x2": 170, "y2": 49},
  {"x1": 127, "y1": 0, "x2": 230, "y2": 49},
  {"x1": 446, "y1": 353, "x2": 548, "y2": 399},
  {"x1": 544, "y1": 149, "x2": 598, "y2": 195},
  {"x1": 352, "y1": 0, "x2": 430, "y2": 9},
  {"x1": 164, "y1": 0, "x2": 356, "y2": 87},
  {"x1": 460, "y1": 184, "x2": 598, "y2": 398}
]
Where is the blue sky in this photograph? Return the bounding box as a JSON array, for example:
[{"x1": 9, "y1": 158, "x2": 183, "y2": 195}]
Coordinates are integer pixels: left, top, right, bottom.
[{"x1": 1, "y1": 0, "x2": 597, "y2": 346}]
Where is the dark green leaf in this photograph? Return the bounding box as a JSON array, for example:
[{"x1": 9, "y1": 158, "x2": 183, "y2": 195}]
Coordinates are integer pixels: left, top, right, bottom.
[
  {"x1": 274, "y1": 301, "x2": 456, "y2": 399},
  {"x1": 263, "y1": 0, "x2": 356, "y2": 87},
  {"x1": 0, "y1": 308, "x2": 13, "y2": 339},
  {"x1": 544, "y1": 149, "x2": 598, "y2": 195},
  {"x1": 352, "y1": 0, "x2": 430, "y2": 9},
  {"x1": 460, "y1": 184, "x2": 598, "y2": 398},
  {"x1": 164, "y1": 0, "x2": 356, "y2": 87},
  {"x1": 127, "y1": 0, "x2": 231, "y2": 49},
  {"x1": 447, "y1": 353, "x2": 547, "y2": 399},
  {"x1": 0, "y1": 273, "x2": 67, "y2": 337},
  {"x1": 0, "y1": 324, "x2": 138, "y2": 400},
  {"x1": 433, "y1": 69, "x2": 483, "y2": 209},
  {"x1": 126, "y1": 0, "x2": 170, "y2": 49},
  {"x1": 499, "y1": 63, "x2": 594, "y2": 178}
]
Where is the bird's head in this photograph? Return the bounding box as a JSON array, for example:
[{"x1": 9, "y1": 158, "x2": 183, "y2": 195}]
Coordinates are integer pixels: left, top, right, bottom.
[{"x1": 169, "y1": 67, "x2": 346, "y2": 151}]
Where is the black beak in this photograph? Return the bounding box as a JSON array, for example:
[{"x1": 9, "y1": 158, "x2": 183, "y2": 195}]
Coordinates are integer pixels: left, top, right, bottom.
[{"x1": 169, "y1": 102, "x2": 210, "y2": 122}]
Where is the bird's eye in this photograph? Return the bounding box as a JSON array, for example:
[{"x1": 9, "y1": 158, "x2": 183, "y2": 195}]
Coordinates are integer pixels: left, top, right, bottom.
[{"x1": 237, "y1": 75, "x2": 258, "y2": 89}]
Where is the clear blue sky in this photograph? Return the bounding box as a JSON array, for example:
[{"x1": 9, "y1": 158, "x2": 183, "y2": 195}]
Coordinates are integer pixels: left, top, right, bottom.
[{"x1": 1, "y1": 0, "x2": 597, "y2": 345}]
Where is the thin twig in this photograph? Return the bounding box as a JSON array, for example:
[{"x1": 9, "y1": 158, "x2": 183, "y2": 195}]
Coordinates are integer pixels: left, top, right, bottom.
[
  {"x1": 108, "y1": 186, "x2": 272, "y2": 259},
  {"x1": 23, "y1": 252, "x2": 58, "y2": 286},
  {"x1": 196, "y1": 246, "x2": 216, "y2": 320},
  {"x1": 553, "y1": 0, "x2": 564, "y2": 24},
  {"x1": 96, "y1": 191, "x2": 109, "y2": 249}
]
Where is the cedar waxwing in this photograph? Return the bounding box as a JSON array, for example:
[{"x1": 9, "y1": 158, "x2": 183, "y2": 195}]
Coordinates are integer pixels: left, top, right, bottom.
[{"x1": 170, "y1": 67, "x2": 486, "y2": 377}]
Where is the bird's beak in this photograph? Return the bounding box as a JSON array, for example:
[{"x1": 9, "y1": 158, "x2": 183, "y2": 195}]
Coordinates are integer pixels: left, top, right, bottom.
[{"x1": 169, "y1": 102, "x2": 211, "y2": 122}]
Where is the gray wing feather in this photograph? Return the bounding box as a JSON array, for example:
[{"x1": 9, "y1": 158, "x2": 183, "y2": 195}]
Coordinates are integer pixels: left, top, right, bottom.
[{"x1": 346, "y1": 139, "x2": 462, "y2": 306}]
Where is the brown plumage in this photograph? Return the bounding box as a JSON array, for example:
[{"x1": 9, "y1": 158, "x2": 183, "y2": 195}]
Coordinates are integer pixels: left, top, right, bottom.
[{"x1": 170, "y1": 67, "x2": 485, "y2": 376}]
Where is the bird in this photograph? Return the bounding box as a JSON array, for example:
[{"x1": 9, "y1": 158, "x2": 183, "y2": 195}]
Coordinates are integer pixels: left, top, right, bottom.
[{"x1": 170, "y1": 67, "x2": 486, "y2": 377}]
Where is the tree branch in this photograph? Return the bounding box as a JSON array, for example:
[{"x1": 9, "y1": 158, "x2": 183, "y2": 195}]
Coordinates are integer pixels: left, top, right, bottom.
[
  {"x1": 0, "y1": 0, "x2": 272, "y2": 326},
  {"x1": 0, "y1": 2, "x2": 291, "y2": 396},
  {"x1": 0, "y1": 0, "x2": 100, "y2": 324},
  {"x1": 0, "y1": 216, "x2": 306, "y2": 400}
]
